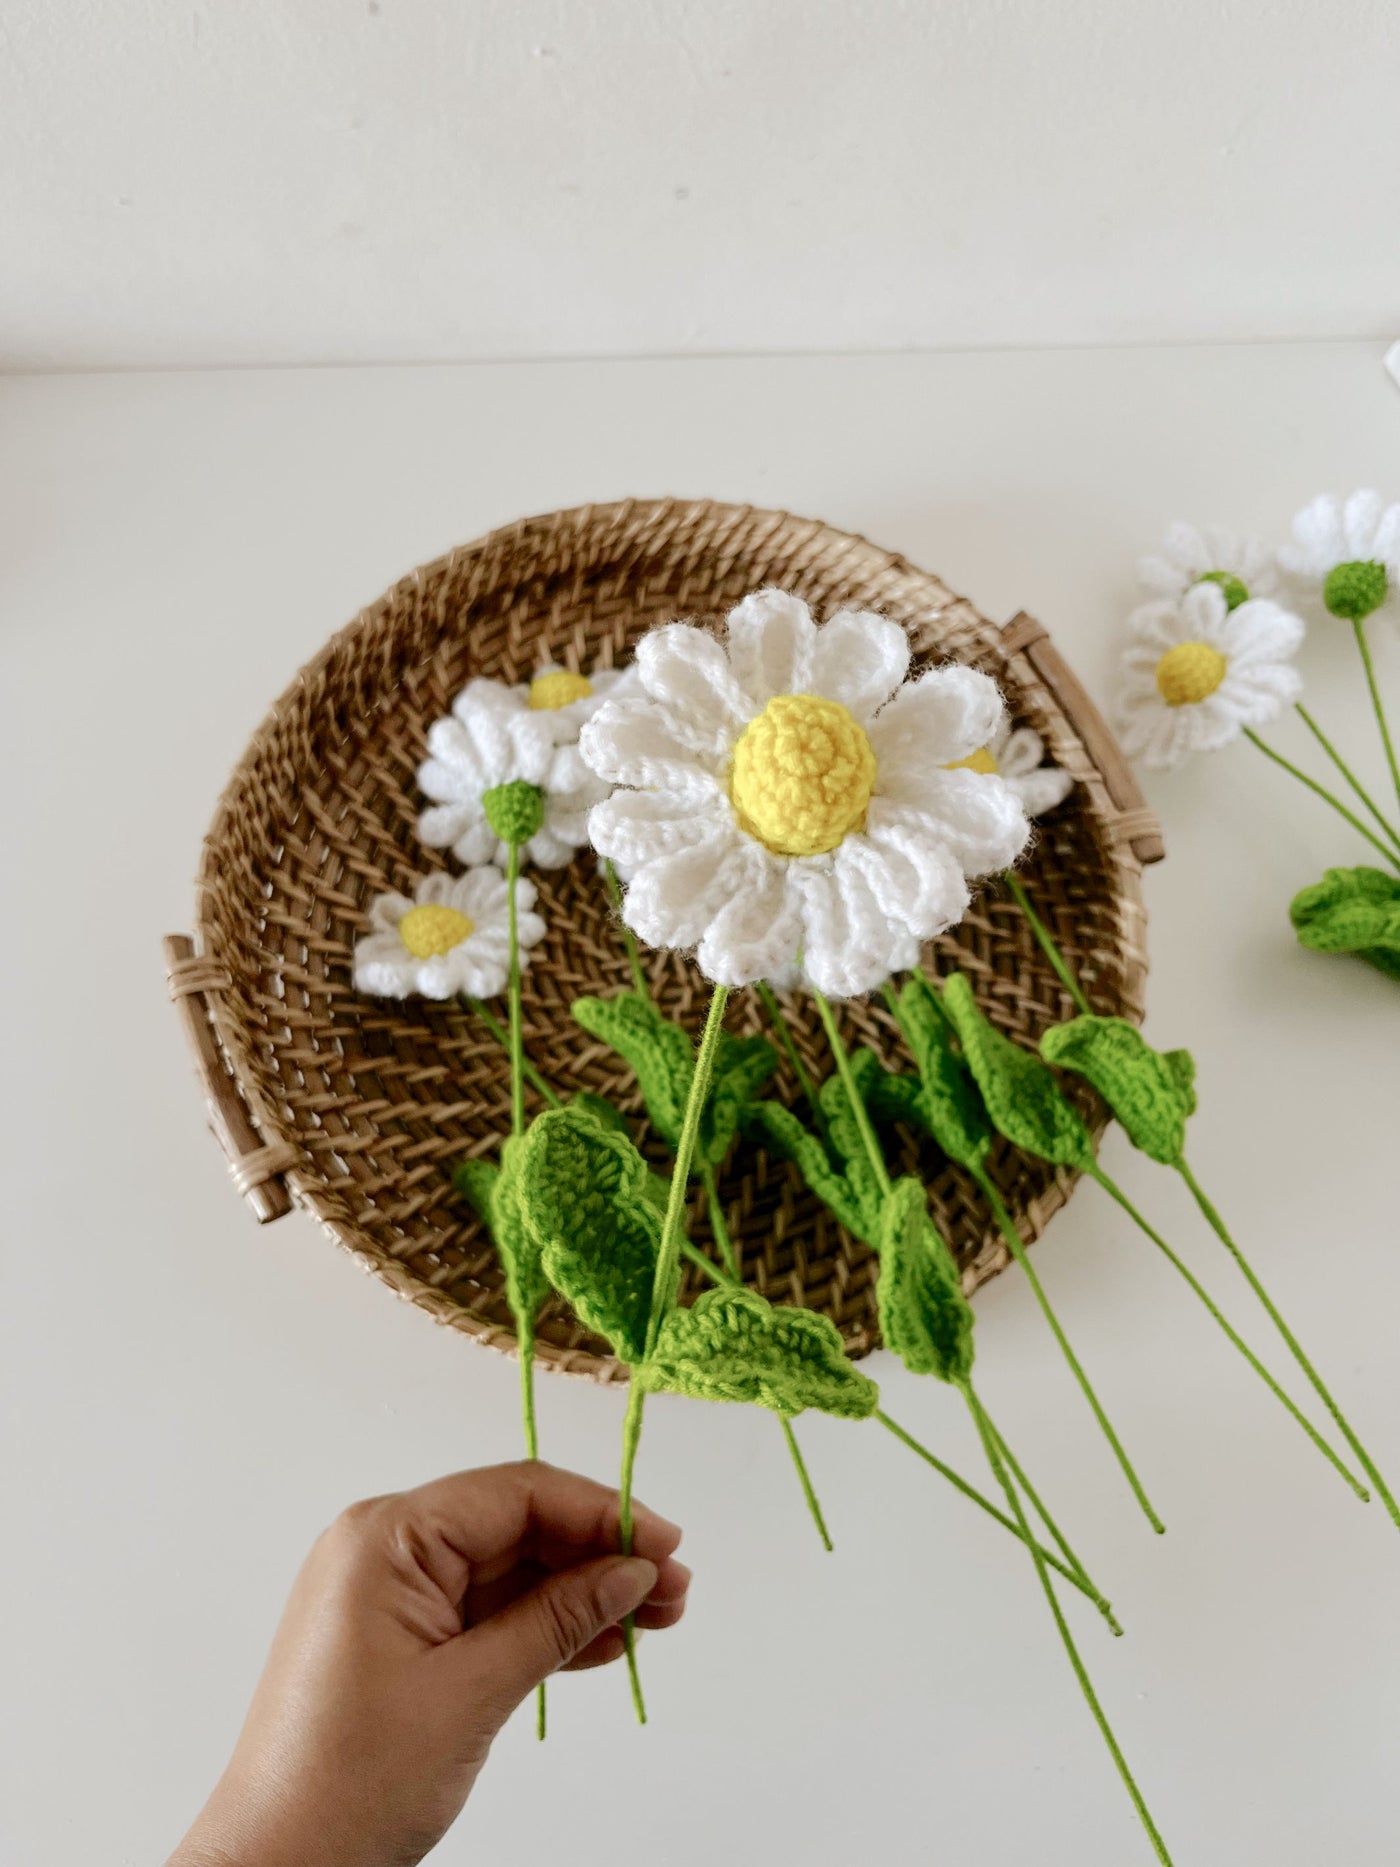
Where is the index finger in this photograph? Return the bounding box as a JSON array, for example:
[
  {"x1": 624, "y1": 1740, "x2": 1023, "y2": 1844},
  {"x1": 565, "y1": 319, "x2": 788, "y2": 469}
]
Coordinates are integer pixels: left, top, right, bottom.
[{"x1": 383, "y1": 1460, "x2": 682, "y2": 1587}]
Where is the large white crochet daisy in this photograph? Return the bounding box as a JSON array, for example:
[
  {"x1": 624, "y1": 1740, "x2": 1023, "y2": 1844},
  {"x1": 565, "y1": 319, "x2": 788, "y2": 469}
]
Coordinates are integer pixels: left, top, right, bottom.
[
  {"x1": 949, "y1": 719, "x2": 1074, "y2": 819},
  {"x1": 580, "y1": 590, "x2": 1030, "y2": 998},
  {"x1": 354, "y1": 868, "x2": 545, "y2": 1000},
  {"x1": 1279, "y1": 490, "x2": 1400, "y2": 622},
  {"x1": 1138, "y1": 522, "x2": 1277, "y2": 608},
  {"x1": 1117, "y1": 581, "x2": 1304, "y2": 770},
  {"x1": 464, "y1": 662, "x2": 636, "y2": 742},
  {"x1": 418, "y1": 682, "x2": 605, "y2": 868}
]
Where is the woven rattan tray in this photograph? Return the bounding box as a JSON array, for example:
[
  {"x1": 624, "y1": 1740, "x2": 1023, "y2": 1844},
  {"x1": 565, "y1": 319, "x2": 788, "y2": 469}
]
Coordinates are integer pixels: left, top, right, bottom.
[{"x1": 166, "y1": 498, "x2": 1162, "y2": 1380}]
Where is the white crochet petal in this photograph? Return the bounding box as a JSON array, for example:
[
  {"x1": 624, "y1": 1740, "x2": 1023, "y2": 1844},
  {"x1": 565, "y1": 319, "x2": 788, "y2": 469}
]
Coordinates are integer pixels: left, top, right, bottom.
[
  {"x1": 418, "y1": 800, "x2": 489, "y2": 862},
  {"x1": 635, "y1": 625, "x2": 751, "y2": 754},
  {"x1": 368, "y1": 891, "x2": 413, "y2": 933},
  {"x1": 868, "y1": 664, "x2": 1004, "y2": 771},
  {"x1": 1124, "y1": 600, "x2": 1192, "y2": 657},
  {"x1": 995, "y1": 726, "x2": 1047, "y2": 781},
  {"x1": 456, "y1": 948, "x2": 510, "y2": 998},
  {"x1": 454, "y1": 866, "x2": 508, "y2": 918},
  {"x1": 1281, "y1": 495, "x2": 1343, "y2": 576},
  {"x1": 589, "y1": 788, "x2": 727, "y2": 870},
  {"x1": 1343, "y1": 489, "x2": 1383, "y2": 557},
  {"x1": 796, "y1": 859, "x2": 910, "y2": 999},
  {"x1": 1163, "y1": 522, "x2": 1210, "y2": 577},
  {"x1": 1137, "y1": 554, "x2": 1186, "y2": 598},
  {"x1": 1008, "y1": 765, "x2": 1075, "y2": 816},
  {"x1": 872, "y1": 772, "x2": 1028, "y2": 879},
  {"x1": 1372, "y1": 505, "x2": 1400, "y2": 571},
  {"x1": 694, "y1": 849, "x2": 804, "y2": 988},
  {"x1": 420, "y1": 721, "x2": 485, "y2": 793},
  {"x1": 580, "y1": 698, "x2": 722, "y2": 800},
  {"x1": 809, "y1": 610, "x2": 910, "y2": 723},
  {"x1": 526, "y1": 825, "x2": 578, "y2": 868},
  {"x1": 354, "y1": 933, "x2": 416, "y2": 995},
  {"x1": 1226, "y1": 662, "x2": 1303, "y2": 720},
  {"x1": 516, "y1": 909, "x2": 547, "y2": 950},
  {"x1": 621, "y1": 828, "x2": 744, "y2": 951},
  {"x1": 1179, "y1": 580, "x2": 1232, "y2": 648},
  {"x1": 841, "y1": 815, "x2": 970, "y2": 939},
  {"x1": 725, "y1": 589, "x2": 817, "y2": 704},
  {"x1": 408, "y1": 954, "x2": 460, "y2": 1000},
  {"x1": 1224, "y1": 598, "x2": 1305, "y2": 669}
]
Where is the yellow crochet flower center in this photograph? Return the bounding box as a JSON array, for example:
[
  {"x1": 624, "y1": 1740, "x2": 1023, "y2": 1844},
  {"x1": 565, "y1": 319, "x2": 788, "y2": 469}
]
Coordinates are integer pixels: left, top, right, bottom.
[
  {"x1": 947, "y1": 746, "x2": 999, "y2": 776},
  {"x1": 399, "y1": 904, "x2": 474, "y2": 957},
  {"x1": 729, "y1": 693, "x2": 877, "y2": 856},
  {"x1": 529, "y1": 670, "x2": 593, "y2": 711},
  {"x1": 1154, "y1": 641, "x2": 1228, "y2": 708}
]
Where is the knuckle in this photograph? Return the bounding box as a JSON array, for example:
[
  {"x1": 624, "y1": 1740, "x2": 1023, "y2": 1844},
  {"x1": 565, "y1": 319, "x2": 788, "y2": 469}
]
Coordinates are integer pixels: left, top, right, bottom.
[{"x1": 535, "y1": 1583, "x2": 599, "y2": 1659}]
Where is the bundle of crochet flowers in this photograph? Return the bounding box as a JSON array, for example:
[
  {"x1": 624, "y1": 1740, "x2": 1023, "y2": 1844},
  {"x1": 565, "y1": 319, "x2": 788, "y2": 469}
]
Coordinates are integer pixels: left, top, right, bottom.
[{"x1": 351, "y1": 585, "x2": 1397, "y2": 1866}]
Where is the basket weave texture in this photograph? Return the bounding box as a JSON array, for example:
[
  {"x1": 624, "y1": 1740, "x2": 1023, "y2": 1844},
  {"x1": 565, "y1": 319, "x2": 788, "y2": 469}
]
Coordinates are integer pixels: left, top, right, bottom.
[{"x1": 171, "y1": 499, "x2": 1157, "y2": 1380}]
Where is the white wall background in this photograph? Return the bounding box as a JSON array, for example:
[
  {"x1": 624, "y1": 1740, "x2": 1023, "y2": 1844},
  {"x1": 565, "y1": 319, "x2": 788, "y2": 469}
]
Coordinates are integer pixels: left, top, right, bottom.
[{"x1": 4, "y1": 0, "x2": 1398, "y2": 371}]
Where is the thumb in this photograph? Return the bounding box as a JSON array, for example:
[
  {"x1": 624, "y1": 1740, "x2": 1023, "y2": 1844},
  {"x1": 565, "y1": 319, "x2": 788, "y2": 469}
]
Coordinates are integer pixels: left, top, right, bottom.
[{"x1": 454, "y1": 1555, "x2": 658, "y2": 1716}]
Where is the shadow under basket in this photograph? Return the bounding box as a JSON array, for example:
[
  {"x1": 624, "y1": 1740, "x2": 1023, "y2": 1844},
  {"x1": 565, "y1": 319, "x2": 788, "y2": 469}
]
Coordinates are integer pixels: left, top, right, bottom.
[{"x1": 166, "y1": 498, "x2": 1163, "y2": 1382}]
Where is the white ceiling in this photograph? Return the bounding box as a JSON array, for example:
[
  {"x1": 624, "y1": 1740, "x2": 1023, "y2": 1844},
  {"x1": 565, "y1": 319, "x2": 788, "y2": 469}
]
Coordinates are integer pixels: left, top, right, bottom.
[{"x1": 4, "y1": 0, "x2": 1398, "y2": 370}]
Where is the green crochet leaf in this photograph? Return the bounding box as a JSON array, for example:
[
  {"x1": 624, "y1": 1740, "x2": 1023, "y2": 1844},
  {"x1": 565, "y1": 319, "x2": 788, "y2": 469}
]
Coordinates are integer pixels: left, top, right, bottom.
[
  {"x1": 892, "y1": 975, "x2": 993, "y2": 1168},
  {"x1": 874, "y1": 1177, "x2": 975, "y2": 1384},
  {"x1": 1290, "y1": 865, "x2": 1400, "y2": 982},
  {"x1": 572, "y1": 991, "x2": 691, "y2": 1147},
  {"x1": 569, "y1": 1090, "x2": 634, "y2": 1136},
  {"x1": 940, "y1": 973, "x2": 1096, "y2": 1171},
  {"x1": 703, "y1": 1031, "x2": 780, "y2": 1166},
  {"x1": 571, "y1": 992, "x2": 778, "y2": 1167},
  {"x1": 641, "y1": 1285, "x2": 879, "y2": 1420},
  {"x1": 742, "y1": 1096, "x2": 881, "y2": 1243},
  {"x1": 1040, "y1": 1016, "x2": 1197, "y2": 1166},
  {"x1": 517, "y1": 1104, "x2": 660, "y2": 1363},
  {"x1": 453, "y1": 1135, "x2": 547, "y2": 1325}
]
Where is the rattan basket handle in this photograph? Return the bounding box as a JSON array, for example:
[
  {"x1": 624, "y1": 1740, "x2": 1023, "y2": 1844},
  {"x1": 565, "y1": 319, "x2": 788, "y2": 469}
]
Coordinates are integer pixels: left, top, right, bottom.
[
  {"x1": 1000, "y1": 610, "x2": 1165, "y2": 865},
  {"x1": 164, "y1": 934, "x2": 294, "y2": 1223}
]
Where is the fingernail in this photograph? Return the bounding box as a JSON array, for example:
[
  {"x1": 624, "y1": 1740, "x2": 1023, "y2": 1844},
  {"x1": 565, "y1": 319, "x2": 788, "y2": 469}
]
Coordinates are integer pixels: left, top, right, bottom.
[
  {"x1": 598, "y1": 1556, "x2": 657, "y2": 1621},
  {"x1": 634, "y1": 1503, "x2": 682, "y2": 1541}
]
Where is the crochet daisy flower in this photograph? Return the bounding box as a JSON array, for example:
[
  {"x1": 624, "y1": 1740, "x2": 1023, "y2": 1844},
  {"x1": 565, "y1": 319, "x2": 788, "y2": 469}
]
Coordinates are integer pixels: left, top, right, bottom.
[
  {"x1": 418, "y1": 680, "x2": 606, "y2": 868},
  {"x1": 353, "y1": 868, "x2": 545, "y2": 1000},
  {"x1": 949, "y1": 719, "x2": 1074, "y2": 819},
  {"x1": 580, "y1": 590, "x2": 1030, "y2": 998},
  {"x1": 1137, "y1": 522, "x2": 1277, "y2": 609},
  {"x1": 466, "y1": 661, "x2": 636, "y2": 742},
  {"x1": 1279, "y1": 490, "x2": 1400, "y2": 622},
  {"x1": 1116, "y1": 581, "x2": 1304, "y2": 770}
]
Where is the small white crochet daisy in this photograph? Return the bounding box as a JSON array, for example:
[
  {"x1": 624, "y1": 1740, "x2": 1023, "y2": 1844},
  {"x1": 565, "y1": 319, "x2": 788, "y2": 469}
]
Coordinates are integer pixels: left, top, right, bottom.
[
  {"x1": 354, "y1": 868, "x2": 545, "y2": 1000},
  {"x1": 580, "y1": 589, "x2": 1030, "y2": 999},
  {"x1": 1279, "y1": 490, "x2": 1400, "y2": 622},
  {"x1": 1137, "y1": 522, "x2": 1277, "y2": 609},
  {"x1": 948, "y1": 720, "x2": 1074, "y2": 819},
  {"x1": 1116, "y1": 581, "x2": 1304, "y2": 770},
  {"x1": 418, "y1": 681, "x2": 606, "y2": 868},
  {"x1": 464, "y1": 662, "x2": 637, "y2": 742}
]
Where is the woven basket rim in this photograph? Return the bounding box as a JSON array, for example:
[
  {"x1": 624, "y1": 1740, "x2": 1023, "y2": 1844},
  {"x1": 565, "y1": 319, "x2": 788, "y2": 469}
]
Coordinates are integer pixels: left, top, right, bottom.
[{"x1": 176, "y1": 496, "x2": 1156, "y2": 1381}]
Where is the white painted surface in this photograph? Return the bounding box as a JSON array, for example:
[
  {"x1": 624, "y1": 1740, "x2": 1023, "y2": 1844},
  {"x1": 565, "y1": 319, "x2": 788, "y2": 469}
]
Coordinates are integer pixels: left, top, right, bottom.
[
  {"x1": 4, "y1": 0, "x2": 1399, "y2": 370},
  {"x1": 2, "y1": 341, "x2": 1399, "y2": 1867}
]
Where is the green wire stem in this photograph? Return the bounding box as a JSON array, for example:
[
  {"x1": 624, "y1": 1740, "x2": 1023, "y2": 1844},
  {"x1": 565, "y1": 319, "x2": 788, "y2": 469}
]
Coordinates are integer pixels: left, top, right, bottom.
[
  {"x1": 964, "y1": 1383, "x2": 1175, "y2": 1865},
  {"x1": 1295, "y1": 703, "x2": 1400, "y2": 857},
  {"x1": 974, "y1": 1166, "x2": 1164, "y2": 1534},
  {"x1": 999, "y1": 880, "x2": 1372, "y2": 1504},
  {"x1": 617, "y1": 984, "x2": 731, "y2": 1722},
  {"x1": 1175, "y1": 1159, "x2": 1394, "y2": 1526},
  {"x1": 1351, "y1": 616, "x2": 1400, "y2": 820},
  {"x1": 604, "y1": 858, "x2": 649, "y2": 995},
  {"x1": 1244, "y1": 728, "x2": 1400, "y2": 873},
  {"x1": 1003, "y1": 871, "x2": 1093, "y2": 1015},
  {"x1": 811, "y1": 988, "x2": 892, "y2": 1195},
  {"x1": 755, "y1": 978, "x2": 832, "y2": 1145},
  {"x1": 1090, "y1": 1166, "x2": 1369, "y2": 1504}
]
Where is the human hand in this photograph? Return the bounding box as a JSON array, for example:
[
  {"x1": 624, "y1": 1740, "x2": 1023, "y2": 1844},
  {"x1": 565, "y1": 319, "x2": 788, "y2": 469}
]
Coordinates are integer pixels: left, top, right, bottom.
[{"x1": 167, "y1": 1460, "x2": 690, "y2": 1867}]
